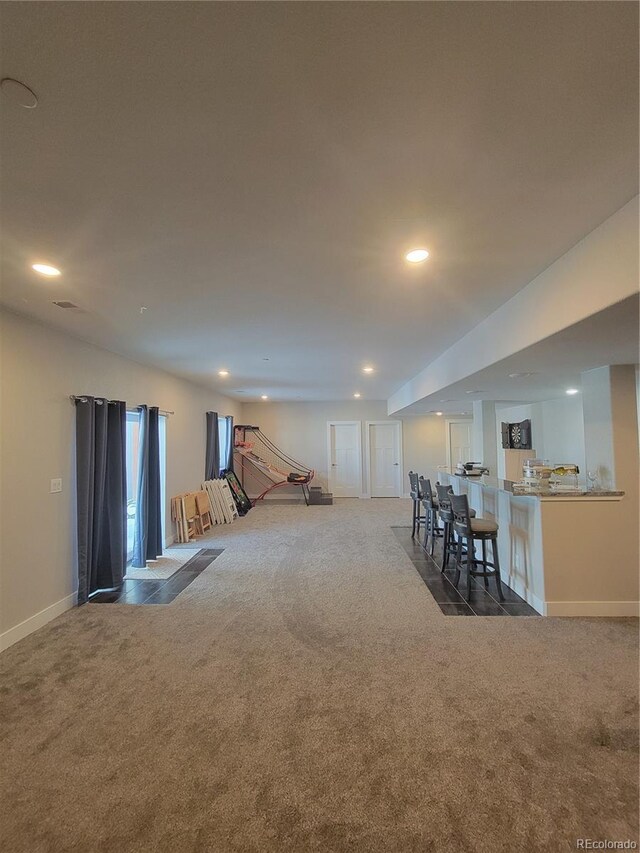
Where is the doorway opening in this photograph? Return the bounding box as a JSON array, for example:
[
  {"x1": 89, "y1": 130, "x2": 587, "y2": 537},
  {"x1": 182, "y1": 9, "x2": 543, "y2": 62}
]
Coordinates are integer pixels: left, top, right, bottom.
[
  {"x1": 125, "y1": 410, "x2": 167, "y2": 563},
  {"x1": 446, "y1": 419, "x2": 473, "y2": 471}
]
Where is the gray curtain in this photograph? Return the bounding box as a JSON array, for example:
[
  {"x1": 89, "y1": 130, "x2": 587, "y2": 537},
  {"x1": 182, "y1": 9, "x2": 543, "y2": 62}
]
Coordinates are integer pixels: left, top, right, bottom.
[
  {"x1": 205, "y1": 411, "x2": 220, "y2": 479},
  {"x1": 132, "y1": 405, "x2": 163, "y2": 567},
  {"x1": 224, "y1": 415, "x2": 234, "y2": 473},
  {"x1": 75, "y1": 397, "x2": 127, "y2": 604}
]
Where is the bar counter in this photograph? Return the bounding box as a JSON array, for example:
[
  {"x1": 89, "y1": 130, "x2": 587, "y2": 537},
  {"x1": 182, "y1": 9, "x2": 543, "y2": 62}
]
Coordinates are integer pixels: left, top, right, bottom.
[{"x1": 431, "y1": 469, "x2": 634, "y2": 616}]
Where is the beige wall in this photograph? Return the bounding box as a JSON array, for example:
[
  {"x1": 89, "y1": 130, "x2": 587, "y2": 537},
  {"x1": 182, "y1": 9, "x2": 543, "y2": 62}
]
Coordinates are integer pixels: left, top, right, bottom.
[
  {"x1": 0, "y1": 309, "x2": 240, "y2": 646},
  {"x1": 240, "y1": 401, "x2": 446, "y2": 497}
]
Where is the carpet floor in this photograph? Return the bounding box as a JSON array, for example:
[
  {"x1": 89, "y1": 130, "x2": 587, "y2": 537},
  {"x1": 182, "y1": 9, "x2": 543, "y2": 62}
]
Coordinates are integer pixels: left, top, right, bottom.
[{"x1": 0, "y1": 499, "x2": 637, "y2": 852}]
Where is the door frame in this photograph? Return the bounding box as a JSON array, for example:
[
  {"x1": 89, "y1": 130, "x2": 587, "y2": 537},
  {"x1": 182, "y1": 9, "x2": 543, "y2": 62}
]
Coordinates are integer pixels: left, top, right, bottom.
[
  {"x1": 327, "y1": 421, "x2": 363, "y2": 498},
  {"x1": 364, "y1": 420, "x2": 403, "y2": 498},
  {"x1": 445, "y1": 418, "x2": 473, "y2": 471}
]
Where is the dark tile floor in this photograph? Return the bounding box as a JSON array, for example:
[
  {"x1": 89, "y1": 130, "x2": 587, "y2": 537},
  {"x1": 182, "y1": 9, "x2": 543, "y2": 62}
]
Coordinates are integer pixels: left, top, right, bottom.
[
  {"x1": 391, "y1": 527, "x2": 540, "y2": 616},
  {"x1": 89, "y1": 549, "x2": 224, "y2": 605}
]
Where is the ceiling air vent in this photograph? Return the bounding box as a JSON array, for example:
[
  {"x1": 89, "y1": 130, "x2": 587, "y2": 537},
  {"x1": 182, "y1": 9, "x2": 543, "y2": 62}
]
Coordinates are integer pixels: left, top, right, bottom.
[{"x1": 52, "y1": 300, "x2": 79, "y2": 309}]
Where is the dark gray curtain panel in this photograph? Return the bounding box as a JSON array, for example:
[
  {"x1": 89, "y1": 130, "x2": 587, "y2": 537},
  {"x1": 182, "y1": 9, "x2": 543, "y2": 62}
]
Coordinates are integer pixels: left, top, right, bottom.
[
  {"x1": 132, "y1": 405, "x2": 163, "y2": 567},
  {"x1": 75, "y1": 397, "x2": 127, "y2": 604},
  {"x1": 224, "y1": 415, "x2": 234, "y2": 473},
  {"x1": 205, "y1": 411, "x2": 220, "y2": 479}
]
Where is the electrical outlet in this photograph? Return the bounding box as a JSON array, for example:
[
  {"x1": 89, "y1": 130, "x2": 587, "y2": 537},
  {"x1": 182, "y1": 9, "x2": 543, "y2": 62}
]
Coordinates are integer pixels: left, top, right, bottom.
[{"x1": 50, "y1": 478, "x2": 62, "y2": 494}]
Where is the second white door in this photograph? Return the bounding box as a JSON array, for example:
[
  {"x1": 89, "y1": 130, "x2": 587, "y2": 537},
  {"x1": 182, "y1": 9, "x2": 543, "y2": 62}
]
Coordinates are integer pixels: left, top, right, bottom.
[
  {"x1": 327, "y1": 421, "x2": 362, "y2": 497},
  {"x1": 367, "y1": 421, "x2": 402, "y2": 497}
]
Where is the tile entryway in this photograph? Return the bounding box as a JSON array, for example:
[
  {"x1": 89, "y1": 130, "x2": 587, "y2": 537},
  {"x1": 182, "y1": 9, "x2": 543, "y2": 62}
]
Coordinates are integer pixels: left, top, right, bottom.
[
  {"x1": 392, "y1": 527, "x2": 539, "y2": 616},
  {"x1": 89, "y1": 549, "x2": 223, "y2": 605}
]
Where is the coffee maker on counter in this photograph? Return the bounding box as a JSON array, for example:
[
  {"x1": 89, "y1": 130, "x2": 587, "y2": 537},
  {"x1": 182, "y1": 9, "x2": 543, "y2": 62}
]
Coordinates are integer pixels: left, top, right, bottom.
[{"x1": 455, "y1": 462, "x2": 490, "y2": 477}]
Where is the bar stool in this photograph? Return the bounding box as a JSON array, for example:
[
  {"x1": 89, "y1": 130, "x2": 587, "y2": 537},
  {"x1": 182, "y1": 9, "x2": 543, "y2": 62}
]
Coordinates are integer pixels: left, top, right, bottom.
[
  {"x1": 408, "y1": 471, "x2": 426, "y2": 539},
  {"x1": 420, "y1": 477, "x2": 442, "y2": 555},
  {"x1": 435, "y1": 484, "x2": 475, "y2": 572},
  {"x1": 450, "y1": 493, "x2": 504, "y2": 601}
]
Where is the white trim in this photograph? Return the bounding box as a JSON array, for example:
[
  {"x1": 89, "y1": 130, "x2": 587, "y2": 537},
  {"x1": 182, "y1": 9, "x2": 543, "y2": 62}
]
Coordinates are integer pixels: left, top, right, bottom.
[
  {"x1": 326, "y1": 421, "x2": 362, "y2": 498},
  {"x1": 544, "y1": 600, "x2": 640, "y2": 617},
  {"x1": 364, "y1": 420, "x2": 404, "y2": 498},
  {"x1": 1, "y1": 593, "x2": 77, "y2": 652}
]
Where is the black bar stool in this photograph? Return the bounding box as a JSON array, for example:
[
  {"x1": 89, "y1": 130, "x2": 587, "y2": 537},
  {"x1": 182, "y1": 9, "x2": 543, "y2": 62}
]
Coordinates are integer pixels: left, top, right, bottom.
[
  {"x1": 435, "y1": 484, "x2": 476, "y2": 572},
  {"x1": 420, "y1": 477, "x2": 442, "y2": 555},
  {"x1": 450, "y1": 493, "x2": 504, "y2": 601},
  {"x1": 408, "y1": 471, "x2": 426, "y2": 539}
]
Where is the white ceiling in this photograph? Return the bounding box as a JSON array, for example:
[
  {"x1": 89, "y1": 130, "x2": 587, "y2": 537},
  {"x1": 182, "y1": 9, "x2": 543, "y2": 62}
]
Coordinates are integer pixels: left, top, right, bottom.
[{"x1": 1, "y1": 2, "x2": 638, "y2": 401}]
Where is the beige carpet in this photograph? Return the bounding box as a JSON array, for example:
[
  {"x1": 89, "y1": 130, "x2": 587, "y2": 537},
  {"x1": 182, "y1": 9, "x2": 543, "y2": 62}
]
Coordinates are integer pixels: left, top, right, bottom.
[{"x1": 0, "y1": 500, "x2": 637, "y2": 852}]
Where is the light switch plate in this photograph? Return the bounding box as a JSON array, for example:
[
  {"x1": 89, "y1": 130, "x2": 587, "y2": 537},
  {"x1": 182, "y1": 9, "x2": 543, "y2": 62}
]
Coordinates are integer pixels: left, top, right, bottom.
[{"x1": 50, "y1": 478, "x2": 62, "y2": 493}]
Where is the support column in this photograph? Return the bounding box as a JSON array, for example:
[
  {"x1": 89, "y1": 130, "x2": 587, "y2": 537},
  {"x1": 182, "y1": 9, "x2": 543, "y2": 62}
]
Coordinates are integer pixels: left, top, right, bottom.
[
  {"x1": 472, "y1": 400, "x2": 498, "y2": 476},
  {"x1": 580, "y1": 364, "x2": 639, "y2": 610},
  {"x1": 581, "y1": 364, "x2": 639, "y2": 494}
]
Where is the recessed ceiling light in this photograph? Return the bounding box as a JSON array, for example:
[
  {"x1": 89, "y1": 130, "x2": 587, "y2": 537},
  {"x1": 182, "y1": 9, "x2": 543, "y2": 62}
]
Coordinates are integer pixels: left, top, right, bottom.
[
  {"x1": 405, "y1": 248, "x2": 430, "y2": 263},
  {"x1": 464, "y1": 389, "x2": 485, "y2": 395},
  {"x1": 362, "y1": 366, "x2": 374, "y2": 373},
  {"x1": 566, "y1": 388, "x2": 580, "y2": 395},
  {"x1": 261, "y1": 394, "x2": 269, "y2": 400},
  {"x1": 218, "y1": 370, "x2": 229, "y2": 377},
  {"x1": 353, "y1": 393, "x2": 361, "y2": 399},
  {"x1": 435, "y1": 411, "x2": 443, "y2": 416},
  {"x1": 32, "y1": 263, "x2": 61, "y2": 277},
  {"x1": 508, "y1": 372, "x2": 538, "y2": 379}
]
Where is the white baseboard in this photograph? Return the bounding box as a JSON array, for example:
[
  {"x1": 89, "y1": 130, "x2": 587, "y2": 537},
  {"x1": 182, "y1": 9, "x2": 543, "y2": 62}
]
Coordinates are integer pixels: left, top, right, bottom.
[
  {"x1": 544, "y1": 600, "x2": 640, "y2": 617},
  {"x1": 482, "y1": 576, "x2": 637, "y2": 617},
  {"x1": 1, "y1": 592, "x2": 77, "y2": 653}
]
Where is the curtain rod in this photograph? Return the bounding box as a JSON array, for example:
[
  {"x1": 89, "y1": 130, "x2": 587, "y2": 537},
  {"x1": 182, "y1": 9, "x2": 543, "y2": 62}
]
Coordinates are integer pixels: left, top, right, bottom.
[{"x1": 69, "y1": 396, "x2": 174, "y2": 416}]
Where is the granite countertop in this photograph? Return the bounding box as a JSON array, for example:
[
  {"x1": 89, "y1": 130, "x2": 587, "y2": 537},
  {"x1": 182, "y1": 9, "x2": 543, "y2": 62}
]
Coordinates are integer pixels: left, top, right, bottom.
[{"x1": 437, "y1": 469, "x2": 625, "y2": 498}]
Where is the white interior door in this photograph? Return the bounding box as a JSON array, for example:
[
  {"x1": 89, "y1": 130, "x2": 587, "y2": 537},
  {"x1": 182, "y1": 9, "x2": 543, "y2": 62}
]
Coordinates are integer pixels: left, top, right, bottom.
[
  {"x1": 368, "y1": 422, "x2": 402, "y2": 497},
  {"x1": 448, "y1": 420, "x2": 473, "y2": 469},
  {"x1": 327, "y1": 422, "x2": 362, "y2": 497}
]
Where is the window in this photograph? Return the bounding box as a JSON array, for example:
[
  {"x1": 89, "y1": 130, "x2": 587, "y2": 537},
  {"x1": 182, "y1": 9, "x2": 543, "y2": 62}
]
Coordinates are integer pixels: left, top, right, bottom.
[{"x1": 125, "y1": 411, "x2": 167, "y2": 562}]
